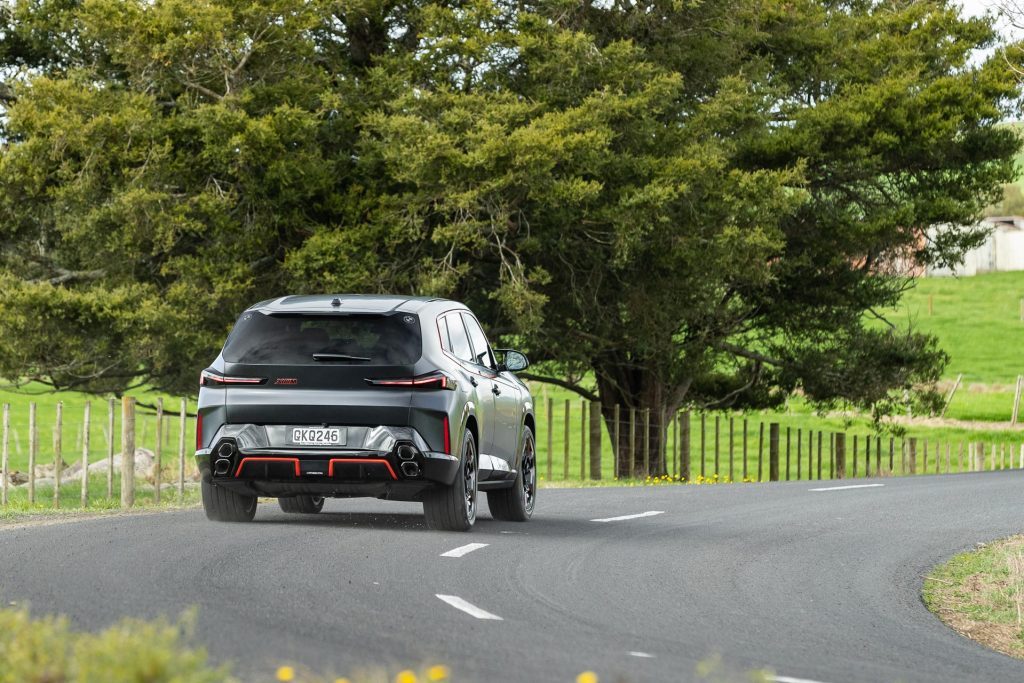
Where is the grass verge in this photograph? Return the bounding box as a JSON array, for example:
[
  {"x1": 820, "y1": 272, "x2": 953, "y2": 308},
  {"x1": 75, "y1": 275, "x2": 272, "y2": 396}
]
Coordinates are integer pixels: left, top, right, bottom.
[{"x1": 924, "y1": 535, "x2": 1024, "y2": 658}]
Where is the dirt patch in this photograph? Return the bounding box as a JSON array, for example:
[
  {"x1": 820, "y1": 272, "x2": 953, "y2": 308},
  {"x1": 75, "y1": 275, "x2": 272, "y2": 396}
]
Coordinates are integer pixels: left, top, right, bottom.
[{"x1": 925, "y1": 536, "x2": 1024, "y2": 659}]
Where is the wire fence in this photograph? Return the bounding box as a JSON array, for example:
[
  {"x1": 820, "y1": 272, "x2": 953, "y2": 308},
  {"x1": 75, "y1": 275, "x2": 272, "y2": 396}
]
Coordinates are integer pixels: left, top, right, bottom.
[
  {"x1": 2, "y1": 396, "x2": 1022, "y2": 510},
  {"x1": 533, "y1": 398, "x2": 1024, "y2": 483}
]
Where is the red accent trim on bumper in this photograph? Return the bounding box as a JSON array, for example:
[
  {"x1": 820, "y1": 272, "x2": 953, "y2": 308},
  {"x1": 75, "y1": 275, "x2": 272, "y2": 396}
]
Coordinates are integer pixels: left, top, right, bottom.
[
  {"x1": 234, "y1": 457, "x2": 301, "y2": 478},
  {"x1": 328, "y1": 458, "x2": 398, "y2": 480}
]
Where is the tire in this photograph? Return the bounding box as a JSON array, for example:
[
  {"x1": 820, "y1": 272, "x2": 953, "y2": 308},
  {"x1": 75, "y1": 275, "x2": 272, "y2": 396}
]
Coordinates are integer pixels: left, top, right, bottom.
[
  {"x1": 278, "y1": 495, "x2": 325, "y2": 514},
  {"x1": 424, "y1": 429, "x2": 477, "y2": 531},
  {"x1": 487, "y1": 427, "x2": 536, "y2": 522},
  {"x1": 201, "y1": 478, "x2": 257, "y2": 522}
]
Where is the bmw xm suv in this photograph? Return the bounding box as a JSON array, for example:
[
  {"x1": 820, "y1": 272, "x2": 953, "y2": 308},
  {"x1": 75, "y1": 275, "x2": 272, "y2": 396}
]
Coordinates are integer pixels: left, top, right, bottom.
[{"x1": 195, "y1": 295, "x2": 536, "y2": 531}]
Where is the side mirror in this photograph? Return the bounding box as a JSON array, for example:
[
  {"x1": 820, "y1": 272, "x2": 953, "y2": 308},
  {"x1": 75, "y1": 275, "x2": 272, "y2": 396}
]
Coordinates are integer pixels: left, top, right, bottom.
[{"x1": 497, "y1": 349, "x2": 529, "y2": 372}]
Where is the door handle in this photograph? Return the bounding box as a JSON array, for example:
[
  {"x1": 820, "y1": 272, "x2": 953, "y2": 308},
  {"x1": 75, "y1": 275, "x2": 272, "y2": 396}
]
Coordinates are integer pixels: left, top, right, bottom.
[{"x1": 492, "y1": 384, "x2": 501, "y2": 396}]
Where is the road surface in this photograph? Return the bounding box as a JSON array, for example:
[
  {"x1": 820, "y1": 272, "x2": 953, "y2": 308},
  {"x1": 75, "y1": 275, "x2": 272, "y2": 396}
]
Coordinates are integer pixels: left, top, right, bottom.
[{"x1": 2, "y1": 471, "x2": 1023, "y2": 682}]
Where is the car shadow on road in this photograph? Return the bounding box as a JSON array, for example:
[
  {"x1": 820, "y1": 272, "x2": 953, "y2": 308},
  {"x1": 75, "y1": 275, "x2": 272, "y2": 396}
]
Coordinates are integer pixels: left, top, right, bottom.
[{"x1": 251, "y1": 508, "x2": 628, "y2": 539}]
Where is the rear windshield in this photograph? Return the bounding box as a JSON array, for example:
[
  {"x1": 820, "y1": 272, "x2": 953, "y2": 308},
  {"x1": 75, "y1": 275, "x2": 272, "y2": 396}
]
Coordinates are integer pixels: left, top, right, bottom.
[{"x1": 223, "y1": 312, "x2": 422, "y2": 365}]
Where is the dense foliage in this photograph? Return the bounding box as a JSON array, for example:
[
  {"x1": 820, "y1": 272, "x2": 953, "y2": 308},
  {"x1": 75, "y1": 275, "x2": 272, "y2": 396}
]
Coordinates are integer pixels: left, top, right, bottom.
[{"x1": 0, "y1": 0, "x2": 1019, "y2": 471}]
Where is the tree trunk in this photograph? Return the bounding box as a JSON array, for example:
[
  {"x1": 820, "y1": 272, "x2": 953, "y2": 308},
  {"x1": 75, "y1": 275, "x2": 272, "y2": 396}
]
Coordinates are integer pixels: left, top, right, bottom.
[{"x1": 594, "y1": 365, "x2": 687, "y2": 479}]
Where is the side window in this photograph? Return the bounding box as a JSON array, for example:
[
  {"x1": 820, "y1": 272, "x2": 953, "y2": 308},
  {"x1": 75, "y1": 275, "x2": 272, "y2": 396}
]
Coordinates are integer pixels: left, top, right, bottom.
[
  {"x1": 437, "y1": 315, "x2": 452, "y2": 352},
  {"x1": 461, "y1": 313, "x2": 496, "y2": 369},
  {"x1": 445, "y1": 313, "x2": 474, "y2": 363}
]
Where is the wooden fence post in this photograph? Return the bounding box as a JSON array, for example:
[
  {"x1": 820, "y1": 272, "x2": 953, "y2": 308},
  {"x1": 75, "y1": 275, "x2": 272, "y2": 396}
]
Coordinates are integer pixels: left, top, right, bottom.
[
  {"x1": 829, "y1": 433, "x2": 835, "y2": 478},
  {"x1": 853, "y1": 435, "x2": 858, "y2": 478},
  {"x1": 742, "y1": 418, "x2": 748, "y2": 482},
  {"x1": 642, "y1": 408, "x2": 651, "y2": 478},
  {"x1": 957, "y1": 441, "x2": 964, "y2": 473},
  {"x1": 769, "y1": 423, "x2": 780, "y2": 482},
  {"x1": 155, "y1": 398, "x2": 163, "y2": 504},
  {"x1": 611, "y1": 404, "x2": 619, "y2": 479},
  {"x1": 908, "y1": 438, "x2": 917, "y2": 475},
  {"x1": 28, "y1": 402, "x2": 36, "y2": 504},
  {"x1": 81, "y1": 402, "x2": 90, "y2": 508},
  {"x1": 1013, "y1": 376, "x2": 1023, "y2": 425},
  {"x1": 876, "y1": 437, "x2": 882, "y2": 477},
  {"x1": 817, "y1": 431, "x2": 824, "y2": 480},
  {"x1": 547, "y1": 398, "x2": 554, "y2": 482},
  {"x1": 700, "y1": 413, "x2": 706, "y2": 478},
  {"x1": 178, "y1": 398, "x2": 187, "y2": 501},
  {"x1": 107, "y1": 398, "x2": 115, "y2": 499},
  {"x1": 671, "y1": 411, "x2": 679, "y2": 481},
  {"x1": 579, "y1": 400, "x2": 586, "y2": 481},
  {"x1": 797, "y1": 428, "x2": 802, "y2": 481},
  {"x1": 889, "y1": 437, "x2": 895, "y2": 474},
  {"x1": 940, "y1": 373, "x2": 962, "y2": 418},
  {"x1": 1, "y1": 403, "x2": 8, "y2": 506},
  {"x1": 663, "y1": 409, "x2": 671, "y2": 479},
  {"x1": 53, "y1": 401, "x2": 63, "y2": 508},
  {"x1": 758, "y1": 422, "x2": 765, "y2": 482},
  {"x1": 589, "y1": 400, "x2": 602, "y2": 481},
  {"x1": 785, "y1": 427, "x2": 791, "y2": 481},
  {"x1": 628, "y1": 407, "x2": 636, "y2": 479},
  {"x1": 562, "y1": 400, "x2": 570, "y2": 479},
  {"x1": 835, "y1": 433, "x2": 847, "y2": 480},
  {"x1": 681, "y1": 411, "x2": 691, "y2": 482},
  {"x1": 121, "y1": 397, "x2": 135, "y2": 508},
  {"x1": 728, "y1": 416, "x2": 735, "y2": 482},
  {"x1": 714, "y1": 415, "x2": 720, "y2": 478}
]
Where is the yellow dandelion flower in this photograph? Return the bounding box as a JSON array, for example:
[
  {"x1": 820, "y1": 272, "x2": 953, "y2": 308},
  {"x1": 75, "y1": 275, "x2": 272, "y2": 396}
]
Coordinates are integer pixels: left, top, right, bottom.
[
  {"x1": 427, "y1": 665, "x2": 450, "y2": 681},
  {"x1": 576, "y1": 672, "x2": 599, "y2": 683},
  {"x1": 396, "y1": 670, "x2": 418, "y2": 683},
  {"x1": 335, "y1": 679, "x2": 352, "y2": 683},
  {"x1": 276, "y1": 666, "x2": 295, "y2": 682}
]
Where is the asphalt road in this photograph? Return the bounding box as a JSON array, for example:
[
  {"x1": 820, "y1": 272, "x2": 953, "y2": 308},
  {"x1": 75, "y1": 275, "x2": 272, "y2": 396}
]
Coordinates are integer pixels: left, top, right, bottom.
[{"x1": 2, "y1": 472, "x2": 1023, "y2": 683}]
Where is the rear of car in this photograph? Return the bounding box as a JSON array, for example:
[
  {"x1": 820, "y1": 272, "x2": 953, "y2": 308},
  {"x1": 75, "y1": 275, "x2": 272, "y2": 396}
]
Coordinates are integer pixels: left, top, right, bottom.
[{"x1": 195, "y1": 296, "x2": 462, "y2": 523}]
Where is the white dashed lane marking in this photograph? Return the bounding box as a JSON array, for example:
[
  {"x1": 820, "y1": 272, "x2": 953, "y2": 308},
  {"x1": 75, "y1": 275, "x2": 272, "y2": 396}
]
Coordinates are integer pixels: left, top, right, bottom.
[
  {"x1": 809, "y1": 484, "x2": 884, "y2": 492},
  {"x1": 440, "y1": 542, "x2": 489, "y2": 558},
  {"x1": 591, "y1": 511, "x2": 665, "y2": 523},
  {"x1": 435, "y1": 594, "x2": 504, "y2": 620}
]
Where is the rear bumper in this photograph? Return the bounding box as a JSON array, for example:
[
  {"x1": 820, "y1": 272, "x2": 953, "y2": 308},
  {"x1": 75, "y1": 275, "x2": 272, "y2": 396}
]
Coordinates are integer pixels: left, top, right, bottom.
[{"x1": 195, "y1": 423, "x2": 460, "y2": 499}]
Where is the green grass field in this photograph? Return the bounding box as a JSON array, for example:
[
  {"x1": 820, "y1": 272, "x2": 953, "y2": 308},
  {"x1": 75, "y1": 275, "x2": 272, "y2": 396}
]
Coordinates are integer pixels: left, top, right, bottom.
[{"x1": 885, "y1": 271, "x2": 1024, "y2": 384}]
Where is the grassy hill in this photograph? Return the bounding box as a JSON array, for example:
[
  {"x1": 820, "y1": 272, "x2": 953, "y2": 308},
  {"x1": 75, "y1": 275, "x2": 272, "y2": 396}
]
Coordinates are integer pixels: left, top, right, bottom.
[{"x1": 887, "y1": 271, "x2": 1024, "y2": 384}]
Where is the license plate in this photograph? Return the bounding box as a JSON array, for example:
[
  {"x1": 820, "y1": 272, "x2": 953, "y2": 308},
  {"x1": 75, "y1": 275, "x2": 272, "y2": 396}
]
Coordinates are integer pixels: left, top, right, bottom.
[{"x1": 291, "y1": 427, "x2": 345, "y2": 446}]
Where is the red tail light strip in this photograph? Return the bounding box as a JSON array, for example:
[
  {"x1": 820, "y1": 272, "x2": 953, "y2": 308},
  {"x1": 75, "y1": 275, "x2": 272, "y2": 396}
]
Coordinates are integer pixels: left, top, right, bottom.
[
  {"x1": 234, "y1": 457, "x2": 301, "y2": 478},
  {"x1": 365, "y1": 372, "x2": 452, "y2": 389},
  {"x1": 443, "y1": 415, "x2": 451, "y2": 454},
  {"x1": 327, "y1": 458, "x2": 398, "y2": 480},
  {"x1": 196, "y1": 413, "x2": 203, "y2": 450},
  {"x1": 201, "y1": 369, "x2": 265, "y2": 386}
]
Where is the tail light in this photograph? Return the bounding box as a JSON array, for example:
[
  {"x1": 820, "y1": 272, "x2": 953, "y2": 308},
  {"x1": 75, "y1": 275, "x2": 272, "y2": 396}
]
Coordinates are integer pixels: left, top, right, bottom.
[
  {"x1": 365, "y1": 371, "x2": 455, "y2": 390},
  {"x1": 196, "y1": 412, "x2": 203, "y2": 450},
  {"x1": 200, "y1": 369, "x2": 266, "y2": 386}
]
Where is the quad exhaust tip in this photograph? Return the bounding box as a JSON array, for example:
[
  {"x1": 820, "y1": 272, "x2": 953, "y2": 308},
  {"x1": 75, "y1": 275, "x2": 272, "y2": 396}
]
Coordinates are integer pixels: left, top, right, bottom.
[
  {"x1": 397, "y1": 444, "x2": 417, "y2": 461},
  {"x1": 217, "y1": 441, "x2": 236, "y2": 459},
  {"x1": 213, "y1": 458, "x2": 232, "y2": 476},
  {"x1": 400, "y1": 461, "x2": 421, "y2": 478}
]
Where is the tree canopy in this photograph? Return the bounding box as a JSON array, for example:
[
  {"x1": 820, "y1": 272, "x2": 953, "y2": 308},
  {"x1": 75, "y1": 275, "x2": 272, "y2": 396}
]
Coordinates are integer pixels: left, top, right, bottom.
[{"x1": 0, "y1": 0, "x2": 1019, "y2": 470}]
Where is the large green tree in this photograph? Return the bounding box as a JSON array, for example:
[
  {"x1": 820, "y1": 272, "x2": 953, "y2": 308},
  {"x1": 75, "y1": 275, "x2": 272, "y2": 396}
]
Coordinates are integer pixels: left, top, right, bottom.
[{"x1": 0, "y1": 0, "x2": 1018, "y2": 474}]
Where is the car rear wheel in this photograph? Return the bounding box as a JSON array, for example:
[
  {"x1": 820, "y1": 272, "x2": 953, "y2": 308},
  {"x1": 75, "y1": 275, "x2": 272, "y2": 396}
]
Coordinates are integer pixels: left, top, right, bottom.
[
  {"x1": 487, "y1": 427, "x2": 536, "y2": 522},
  {"x1": 201, "y1": 478, "x2": 257, "y2": 522},
  {"x1": 424, "y1": 429, "x2": 477, "y2": 531},
  {"x1": 278, "y1": 495, "x2": 325, "y2": 514}
]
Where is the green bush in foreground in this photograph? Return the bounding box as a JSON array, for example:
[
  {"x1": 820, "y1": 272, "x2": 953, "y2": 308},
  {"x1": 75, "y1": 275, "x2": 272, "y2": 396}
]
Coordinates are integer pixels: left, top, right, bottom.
[{"x1": 0, "y1": 607, "x2": 232, "y2": 683}]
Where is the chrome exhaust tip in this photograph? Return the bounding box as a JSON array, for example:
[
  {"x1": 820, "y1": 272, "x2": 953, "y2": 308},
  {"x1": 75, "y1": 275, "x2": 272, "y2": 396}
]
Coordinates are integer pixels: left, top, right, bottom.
[
  {"x1": 397, "y1": 444, "x2": 417, "y2": 461},
  {"x1": 400, "y1": 461, "x2": 421, "y2": 478},
  {"x1": 213, "y1": 458, "x2": 232, "y2": 476},
  {"x1": 217, "y1": 441, "x2": 236, "y2": 458}
]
